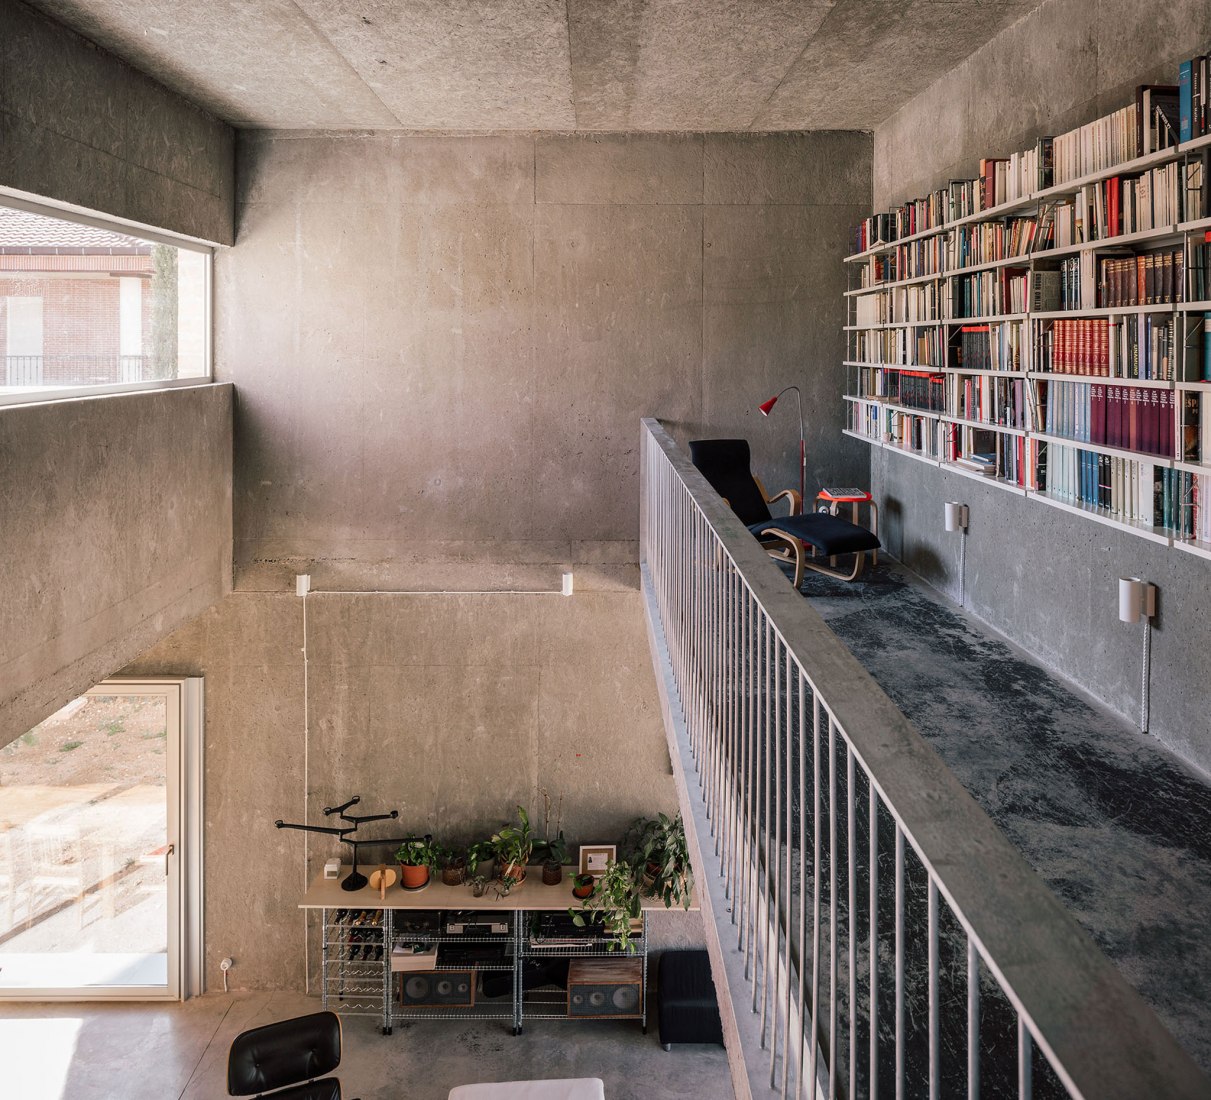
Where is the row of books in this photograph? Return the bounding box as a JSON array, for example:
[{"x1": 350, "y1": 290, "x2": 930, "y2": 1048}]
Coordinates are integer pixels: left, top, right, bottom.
[
  {"x1": 995, "y1": 433, "x2": 1043, "y2": 489},
  {"x1": 1043, "y1": 381, "x2": 1175, "y2": 457},
  {"x1": 854, "y1": 282, "x2": 945, "y2": 326},
  {"x1": 1100, "y1": 250, "x2": 1185, "y2": 307},
  {"x1": 948, "y1": 375, "x2": 1031, "y2": 429},
  {"x1": 852, "y1": 328, "x2": 944, "y2": 368},
  {"x1": 1046, "y1": 161, "x2": 1203, "y2": 248},
  {"x1": 951, "y1": 322, "x2": 1024, "y2": 372},
  {"x1": 1043, "y1": 444, "x2": 1192, "y2": 533},
  {"x1": 885, "y1": 370, "x2": 945, "y2": 413},
  {"x1": 1186, "y1": 232, "x2": 1211, "y2": 301},
  {"x1": 948, "y1": 216, "x2": 1039, "y2": 269},
  {"x1": 1036, "y1": 316, "x2": 1178, "y2": 380},
  {"x1": 950, "y1": 268, "x2": 1028, "y2": 318},
  {"x1": 852, "y1": 77, "x2": 1195, "y2": 256},
  {"x1": 1180, "y1": 56, "x2": 1211, "y2": 141}
]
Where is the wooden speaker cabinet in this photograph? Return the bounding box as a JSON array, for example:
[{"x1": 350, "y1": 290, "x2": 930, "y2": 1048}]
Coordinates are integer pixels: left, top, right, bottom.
[{"x1": 567, "y1": 958, "x2": 643, "y2": 1018}]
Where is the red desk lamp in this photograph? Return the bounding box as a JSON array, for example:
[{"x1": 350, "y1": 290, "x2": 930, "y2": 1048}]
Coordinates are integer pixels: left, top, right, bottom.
[{"x1": 759, "y1": 385, "x2": 806, "y2": 503}]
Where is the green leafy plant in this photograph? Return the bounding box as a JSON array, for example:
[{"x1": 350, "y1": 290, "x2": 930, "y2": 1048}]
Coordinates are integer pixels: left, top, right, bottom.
[
  {"x1": 568, "y1": 859, "x2": 642, "y2": 953},
  {"x1": 394, "y1": 836, "x2": 440, "y2": 868},
  {"x1": 625, "y1": 812, "x2": 693, "y2": 910},
  {"x1": 491, "y1": 805, "x2": 533, "y2": 876},
  {"x1": 466, "y1": 839, "x2": 496, "y2": 879},
  {"x1": 59, "y1": 740, "x2": 83, "y2": 752}
]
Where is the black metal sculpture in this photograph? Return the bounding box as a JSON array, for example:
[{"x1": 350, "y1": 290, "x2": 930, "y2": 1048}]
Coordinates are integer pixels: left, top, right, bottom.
[{"x1": 275, "y1": 795, "x2": 422, "y2": 892}]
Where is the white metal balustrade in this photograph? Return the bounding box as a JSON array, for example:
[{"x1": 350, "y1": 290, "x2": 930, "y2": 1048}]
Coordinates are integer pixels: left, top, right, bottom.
[{"x1": 637, "y1": 417, "x2": 1207, "y2": 1100}]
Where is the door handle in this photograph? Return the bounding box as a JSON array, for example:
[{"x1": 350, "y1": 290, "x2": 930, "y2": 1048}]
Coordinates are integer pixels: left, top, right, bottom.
[{"x1": 165, "y1": 842, "x2": 175, "y2": 876}]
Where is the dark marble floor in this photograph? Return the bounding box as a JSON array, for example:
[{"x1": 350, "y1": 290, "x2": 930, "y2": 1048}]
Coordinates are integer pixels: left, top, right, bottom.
[{"x1": 791, "y1": 557, "x2": 1211, "y2": 1077}]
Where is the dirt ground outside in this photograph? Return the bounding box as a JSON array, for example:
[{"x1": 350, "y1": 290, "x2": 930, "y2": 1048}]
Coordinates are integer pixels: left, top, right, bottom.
[{"x1": 0, "y1": 695, "x2": 168, "y2": 968}]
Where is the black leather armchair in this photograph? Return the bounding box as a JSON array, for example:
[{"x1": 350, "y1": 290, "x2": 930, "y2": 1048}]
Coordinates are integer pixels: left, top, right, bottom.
[{"x1": 227, "y1": 1010, "x2": 353, "y2": 1100}]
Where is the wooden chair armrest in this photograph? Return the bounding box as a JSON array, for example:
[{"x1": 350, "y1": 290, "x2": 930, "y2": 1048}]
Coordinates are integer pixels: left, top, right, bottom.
[{"x1": 765, "y1": 487, "x2": 802, "y2": 516}]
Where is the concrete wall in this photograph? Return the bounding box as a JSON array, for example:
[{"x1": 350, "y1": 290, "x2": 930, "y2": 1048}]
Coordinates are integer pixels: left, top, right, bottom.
[
  {"x1": 223, "y1": 131, "x2": 871, "y2": 589},
  {"x1": 0, "y1": 0, "x2": 234, "y2": 244},
  {"x1": 123, "y1": 587, "x2": 693, "y2": 991},
  {"x1": 872, "y1": 0, "x2": 1211, "y2": 775},
  {"x1": 0, "y1": 385, "x2": 233, "y2": 750},
  {"x1": 117, "y1": 131, "x2": 875, "y2": 989}
]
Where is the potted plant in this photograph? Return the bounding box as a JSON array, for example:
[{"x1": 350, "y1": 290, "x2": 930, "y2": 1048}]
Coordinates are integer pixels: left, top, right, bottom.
[
  {"x1": 568, "y1": 859, "x2": 642, "y2": 953},
  {"x1": 439, "y1": 845, "x2": 467, "y2": 886},
  {"x1": 571, "y1": 872, "x2": 595, "y2": 900},
  {"x1": 467, "y1": 838, "x2": 495, "y2": 883},
  {"x1": 625, "y1": 812, "x2": 693, "y2": 910},
  {"x1": 533, "y1": 788, "x2": 568, "y2": 885},
  {"x1": 395, "y1": 835, "x2": 439, "y2": 889},
  {"x1": 490, "y1": 805, "x2": 533, "y2": 886}
]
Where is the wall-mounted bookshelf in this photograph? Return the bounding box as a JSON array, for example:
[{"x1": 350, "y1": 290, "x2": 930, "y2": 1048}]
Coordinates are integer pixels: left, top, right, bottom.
[{"x1": 845, "y1": 74, "x2": 1211, "y2": 550}]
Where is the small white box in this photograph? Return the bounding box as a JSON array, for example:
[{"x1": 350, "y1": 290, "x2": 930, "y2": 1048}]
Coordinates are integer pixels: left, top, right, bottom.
[
  {"x1": 391, "y1": 944, "x2": 439, "y2": 972},
  {"x1": 323, "y1": 858, "x2": 341, "y2": 880}
]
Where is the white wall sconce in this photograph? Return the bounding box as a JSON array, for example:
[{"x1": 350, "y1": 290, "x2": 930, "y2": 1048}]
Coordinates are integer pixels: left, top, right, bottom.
[
  {"x1": 561, "y1": 571, "x2": 575, "y2": 597},
  {"x1": 1119, "y1": 577, "x2": 1156, "y2": 734},
  {"x1": 944, "y1": 502, "x2": 969, "y2": 532},
  {"x1": 945, "y1": 502, "x2": 969, "y2": 606},
  {"x1": 1118, "y1": 577, "x2": 1155, "y2": 624}
]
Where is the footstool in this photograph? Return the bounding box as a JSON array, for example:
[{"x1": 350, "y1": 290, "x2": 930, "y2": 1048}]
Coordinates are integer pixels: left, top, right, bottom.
[{"x1": 657, "y1": 950, "x2": 724, "y2": 1051}]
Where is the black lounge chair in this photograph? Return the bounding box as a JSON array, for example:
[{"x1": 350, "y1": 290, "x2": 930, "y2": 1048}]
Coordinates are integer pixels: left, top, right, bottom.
[
  {"x1": 227, "y1": 1010, "x2": 353, "y2": 1100},
  {"x1": 689, "y1": 438, "x2": 881, "y2": 586}
]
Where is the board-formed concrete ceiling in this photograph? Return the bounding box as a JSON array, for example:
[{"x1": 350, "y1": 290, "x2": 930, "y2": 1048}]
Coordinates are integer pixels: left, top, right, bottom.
[{"x1": 25, "y1": 0, "x2": 1044, "y2": 131}]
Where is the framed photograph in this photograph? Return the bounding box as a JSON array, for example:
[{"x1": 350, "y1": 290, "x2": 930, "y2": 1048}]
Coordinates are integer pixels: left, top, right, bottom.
[{"x1": 578, "y1": 844, "x2": 616, "y2": 877}]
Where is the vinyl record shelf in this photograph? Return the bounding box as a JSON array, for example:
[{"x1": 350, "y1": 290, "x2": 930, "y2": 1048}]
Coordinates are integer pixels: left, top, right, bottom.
[{"x1": 302, "y1": 869, "x2": 670, "y2": 1036}]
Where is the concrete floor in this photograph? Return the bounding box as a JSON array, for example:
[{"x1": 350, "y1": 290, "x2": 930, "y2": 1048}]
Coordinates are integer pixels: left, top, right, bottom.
[
  {"x1": 796, "y1": 556, "x2": 1211, "y2": 1076},
  {"x1": 0, "y1": 990, "x2": 732, "y2": 1100}
]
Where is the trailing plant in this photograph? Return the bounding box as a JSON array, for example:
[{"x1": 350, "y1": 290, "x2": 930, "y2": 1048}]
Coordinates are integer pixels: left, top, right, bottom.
[
  {"x1": 568, "y1": 859, "x2": 642, "y2": 953},
  {"x1": 625, "y1": 812, "x2": 693, "y2": 910}
]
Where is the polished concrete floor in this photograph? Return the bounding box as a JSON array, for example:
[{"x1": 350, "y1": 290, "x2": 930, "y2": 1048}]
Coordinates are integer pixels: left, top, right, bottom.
[
  {"x1": 0, "y1": 990, "x2": 732, "y2": 1100},
  {"x1": 796, "y1": 557, "x2": 1211, "y2": 1077}
]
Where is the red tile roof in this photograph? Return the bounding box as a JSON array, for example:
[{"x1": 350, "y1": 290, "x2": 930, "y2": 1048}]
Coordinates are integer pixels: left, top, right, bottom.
[{"x1": 0, "y1": 207, "x2": 151, "y2": 253}]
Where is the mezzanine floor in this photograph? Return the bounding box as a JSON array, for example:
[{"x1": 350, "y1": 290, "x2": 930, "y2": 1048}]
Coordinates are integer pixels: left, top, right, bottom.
[{"x1": 795, "y1": 556, "x2": 1211, "y2": 1075}]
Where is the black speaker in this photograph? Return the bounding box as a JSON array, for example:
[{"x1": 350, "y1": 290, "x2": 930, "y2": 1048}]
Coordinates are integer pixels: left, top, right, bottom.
[
  {"x1": 398, "y1": 969, "x2": 475, "y2": 1007},
  {"x1": 567, "y1": 958, "x2": 643, "y2": 1018}
]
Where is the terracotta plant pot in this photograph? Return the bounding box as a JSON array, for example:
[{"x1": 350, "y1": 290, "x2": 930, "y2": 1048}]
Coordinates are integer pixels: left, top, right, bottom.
[
  {"x1": 499, "y1": 861, "x2": 527, "y2": 886},
  {"x1": 399, "y1": 863, "x2": 430, "y2": 889},
  {"x1": 542, "y1": 860, "x2": 563, "y2": 886},
  {"x1": 572, "y1": 875, "x2": 594, "y2": 900}
]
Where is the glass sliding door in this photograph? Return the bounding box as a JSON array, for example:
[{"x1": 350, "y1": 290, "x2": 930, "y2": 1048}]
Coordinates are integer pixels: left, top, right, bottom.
[{"x1": 0, "y1": 681, "x2": 186, "y2": 998}]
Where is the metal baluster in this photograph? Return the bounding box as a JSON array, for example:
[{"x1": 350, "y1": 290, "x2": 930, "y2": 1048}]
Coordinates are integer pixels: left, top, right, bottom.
[
  {"x1": 770, "y1": 638, "x2": 784, "y2": 1082},
  {"x1": 758, "y1": 616, "x2": 772, "y2": 1020},
  {"x1": 870, "y1": 783, "x2": 879, "y2": 1100},
  {"x1": 895, "y1": 826, "x2": 905, "y2": 1100},
  {"x1": 829, "y1": 714, "x2": 838, "y2": 1100},
  {"x1": 1019, "y1": 1017, "x2": 1032, "y2": 1100},
  {"x1": 781, "y1": 647, "x2": 794, "y2": 1098},
  {"x1": 796, "y1": 675, "x2": 808, "y2": 1100},
  {"x1": 847, "y1": 745, "x2": 857, "y2": 1100},
  {"x1": 929, "y1": 879, "x2": 939, "y2": 1100},
  {"x1": 808, "y1": 693, "x2": 822, "y2": 1093},
  {"x1": 968, "y1": 937, "x2": 980, "y2": 1100}
]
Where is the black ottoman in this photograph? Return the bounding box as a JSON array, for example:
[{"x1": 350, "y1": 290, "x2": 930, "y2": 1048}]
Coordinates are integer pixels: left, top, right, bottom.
[{"x1": 657, "y1": 950, "x2": 724, "y2": 1051}]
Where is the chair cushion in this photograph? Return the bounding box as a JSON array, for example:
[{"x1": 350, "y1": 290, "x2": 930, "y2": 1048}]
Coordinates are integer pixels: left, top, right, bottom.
[
  {"x1": 688, "y1": 439, "x2": 773, "y2": 526},
  {"x1": 658, "y1": 950, "x2": 724, "y2": 1046},
  {"x1": 227, "y1": 1011, "x2": 341, "y2": 1096},
  {"x1": 750, "y1": 512, "x2": 880, "y2": 556}
]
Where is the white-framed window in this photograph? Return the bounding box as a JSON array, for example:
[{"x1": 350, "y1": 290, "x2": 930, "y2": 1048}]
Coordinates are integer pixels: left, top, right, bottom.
[{"x1": 0, "y1": 193, "x2": 213, "y2": 404}]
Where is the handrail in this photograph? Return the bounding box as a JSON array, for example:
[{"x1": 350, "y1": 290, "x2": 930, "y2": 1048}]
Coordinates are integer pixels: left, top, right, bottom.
[{"x1": 638, "y1": 416, "x2": 1207, "y2": 1098}]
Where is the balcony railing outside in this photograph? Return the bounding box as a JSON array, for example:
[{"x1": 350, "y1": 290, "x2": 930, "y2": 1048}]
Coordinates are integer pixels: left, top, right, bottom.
[
  {"x1": 4, "y1": 355, "x2": 148, "y2": 387},
  {"x1": 638, "y1": 417, "x2": 1207, "y2": 1100}
]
